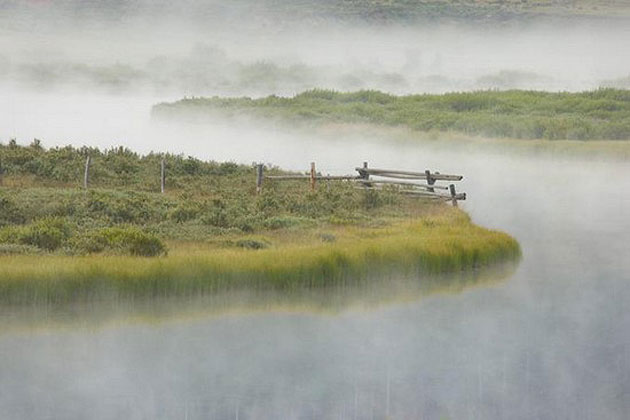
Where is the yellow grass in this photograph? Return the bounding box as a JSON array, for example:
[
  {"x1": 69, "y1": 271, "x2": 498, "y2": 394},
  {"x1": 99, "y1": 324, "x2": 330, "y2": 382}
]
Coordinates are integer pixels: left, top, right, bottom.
[{"x1": 0, "y1": 208, "x2": 520, "y2": 305}]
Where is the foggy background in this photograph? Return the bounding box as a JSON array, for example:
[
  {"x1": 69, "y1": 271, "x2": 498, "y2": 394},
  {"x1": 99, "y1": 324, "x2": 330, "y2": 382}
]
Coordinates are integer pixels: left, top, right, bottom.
[{"x1": 1, "y1": 1, "x2": 630, "y2": 419}]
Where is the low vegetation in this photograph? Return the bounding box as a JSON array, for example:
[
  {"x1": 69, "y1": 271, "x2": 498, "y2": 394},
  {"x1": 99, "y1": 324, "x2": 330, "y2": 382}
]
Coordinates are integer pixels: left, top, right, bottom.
[
  {"x1": 0, "y1": 142, "x2": 520, "y2": 304},
  {"x1": 153, "y1": 88, "x2": 630, "y2": 141}
]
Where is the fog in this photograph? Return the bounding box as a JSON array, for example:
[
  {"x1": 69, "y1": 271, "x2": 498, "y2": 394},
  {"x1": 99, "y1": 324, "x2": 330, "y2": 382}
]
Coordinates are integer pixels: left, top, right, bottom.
[
  {"x1": 1, "y1": 2, "x2": 630, "y2": 420},
  {"x1": 1, "y1": 148, "x2": 629, "y2": 419}
]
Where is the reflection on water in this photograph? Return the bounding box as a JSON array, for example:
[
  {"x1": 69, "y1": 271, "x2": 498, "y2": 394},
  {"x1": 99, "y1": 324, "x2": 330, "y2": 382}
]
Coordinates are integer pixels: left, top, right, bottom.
[
  {"x1": 1, "y1": 96, "x2": 630, "y2": 419},
  {"x1": 0, "y1": 263, "x2": 517, "y2": 335}
]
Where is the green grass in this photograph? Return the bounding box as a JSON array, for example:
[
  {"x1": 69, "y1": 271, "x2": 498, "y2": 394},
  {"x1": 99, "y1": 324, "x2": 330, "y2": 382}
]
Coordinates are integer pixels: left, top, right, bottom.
[
  {"x1": 153, "y1": 88, "x2": 630, "y2": 141},
  {"x1": 0, "y1": 209, "x2": 520, "y2": 305},
  {"x1": 0, "y1": 142, "x2": 520, "y2": 305}
]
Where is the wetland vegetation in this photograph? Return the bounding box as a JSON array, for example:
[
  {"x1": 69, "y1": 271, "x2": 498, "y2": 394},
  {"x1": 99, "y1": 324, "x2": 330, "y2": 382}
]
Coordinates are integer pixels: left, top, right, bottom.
[
  {"x1": 154, "y1": 88, "x2": 630, "y2": 141},
  {"x1": 0, "y1": 142, "x2": 519, "y2": 304}
]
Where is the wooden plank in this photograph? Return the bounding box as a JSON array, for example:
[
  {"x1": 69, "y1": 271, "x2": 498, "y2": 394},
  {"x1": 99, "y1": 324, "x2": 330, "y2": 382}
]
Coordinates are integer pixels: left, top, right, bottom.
[
  {"x1": 310, "y1": 162, "x2": 316, "y2": 191},
  {"x1": 256, "y1": 164, "x2": 264, "y2": 194},
  {"x1": 160, "y1": 158, "x2": 166, "y2": 194},
  {"x1": 425, "y1": 169, "x2": 435, "y2": 192},
  {"x1": 266, "y1": 175, "x2": 359, "y2": 180},
  {"x1": 449, "y1": 184, "x2": 458, "y2": 207},
  {"x1": 358, "y1": 186, "x2": 466, "y2": 201},
  {"x1": 355, "y1": 179, "x2": 449, "y2": 190},
  {"x1": 357, "y1": 161, "x2": 370, "y2": 180},
  {"x1": 83, "y1": 156, "x2": 91, "y2": 189},
  {"x1": 355, "y1": 167, "x2": 463, "y2": 181}
]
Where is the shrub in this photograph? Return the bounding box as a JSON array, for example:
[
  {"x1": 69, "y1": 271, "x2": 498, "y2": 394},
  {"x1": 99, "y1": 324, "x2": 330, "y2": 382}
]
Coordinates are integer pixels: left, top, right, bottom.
[
  {"x1": 96, "y1": 226, "x2": 167, "y2": 257},
  {"x1": 169, "y1": 202, "x2": 201, "y2": 223},
  {"x1": 0, "y1": 194, "x2": 25, "y2": 226},
  {"x1": 0, "y1": 243, "x2": 43, "y2": 255},
  {"x1": 0, "y1": 217, "x2": 72, "y2": 251}
]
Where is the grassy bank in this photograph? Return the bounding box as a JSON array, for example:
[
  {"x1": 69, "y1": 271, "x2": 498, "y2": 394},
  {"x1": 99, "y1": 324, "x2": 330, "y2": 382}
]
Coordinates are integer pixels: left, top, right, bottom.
[
  {"x1": 0, "y1": 142, "x2": 520, "y2": 304},
  {"x1": 153, "y1": 88, "x2": 630, "y2": 141},
  {"x1": 0, "y1": 210, "x2": 519, "y2": 305}
]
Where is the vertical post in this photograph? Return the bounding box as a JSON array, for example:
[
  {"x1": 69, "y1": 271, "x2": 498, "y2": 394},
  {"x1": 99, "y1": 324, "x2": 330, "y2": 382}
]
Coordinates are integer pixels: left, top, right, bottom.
[
  {"x1": 425, "y1": 169, "x2": 435, "y2": 192},
  {"x1": 83, "y1": 155, "x2": 91, "y2": 190},
  {"x1": 256, "y1": 164, "x2": 264, "y2": 194},
  {"x1": 449, "y1": 184, "x2": 458, "y2": 207},
  {"x1": 310, "y1": 162, "x2": 316, "y2": 191},
  {"x1": 160, "y1": 158, "x2": 166, "y2": 194}
]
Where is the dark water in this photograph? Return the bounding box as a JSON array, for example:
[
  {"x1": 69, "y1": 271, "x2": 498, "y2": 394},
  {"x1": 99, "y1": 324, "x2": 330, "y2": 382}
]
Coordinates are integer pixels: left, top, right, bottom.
[{"x1": 1, "y1": 113, "x2": 629, "y2": 419}]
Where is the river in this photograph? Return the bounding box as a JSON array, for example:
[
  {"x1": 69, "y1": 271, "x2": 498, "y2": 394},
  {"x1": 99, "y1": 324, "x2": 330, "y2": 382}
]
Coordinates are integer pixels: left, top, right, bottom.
[{"x1": 0, "y1": 93, "x2": 629, "y2": 419}]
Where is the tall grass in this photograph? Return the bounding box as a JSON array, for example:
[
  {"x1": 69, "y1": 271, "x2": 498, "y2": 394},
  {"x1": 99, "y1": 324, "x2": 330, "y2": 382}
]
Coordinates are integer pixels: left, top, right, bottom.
[
  {"x1": 0, "y1": 209, "x2": 520, "y2": 305},
  {"x1": 153, "y1": 88, "x2": 630, "y2": 141}
]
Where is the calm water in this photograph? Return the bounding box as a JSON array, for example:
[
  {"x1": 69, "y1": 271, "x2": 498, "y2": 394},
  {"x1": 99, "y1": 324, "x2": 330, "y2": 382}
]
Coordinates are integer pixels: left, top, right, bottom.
[{"x1": 1, "y1": 95, "x2": 629, "y2": 419}]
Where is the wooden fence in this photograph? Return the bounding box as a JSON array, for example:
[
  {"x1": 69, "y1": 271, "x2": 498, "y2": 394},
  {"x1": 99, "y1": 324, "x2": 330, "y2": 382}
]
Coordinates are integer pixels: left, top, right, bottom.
[
  {"x1": 41, "y1": 155, "x2": 466, "y2": 206},
  {"x1": 257, "y1": 162, "x2": 466, "y2": 206}
]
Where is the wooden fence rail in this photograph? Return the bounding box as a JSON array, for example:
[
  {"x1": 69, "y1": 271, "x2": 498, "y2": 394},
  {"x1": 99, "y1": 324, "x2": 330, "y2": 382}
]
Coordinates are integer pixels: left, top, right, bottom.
[
  {"x1": 67, "y1": 154, "x2": 466, "y2": 206},
  {"x1": 258, "y1": 161, "x2": 466, "y2": 206}
]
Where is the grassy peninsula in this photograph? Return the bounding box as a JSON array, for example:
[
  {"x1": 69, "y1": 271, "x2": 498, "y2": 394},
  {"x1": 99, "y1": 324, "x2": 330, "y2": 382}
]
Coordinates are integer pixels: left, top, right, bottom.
[
  {"x1": 0, "y1": 141, "x2": 520, "y2": 305},
  {"x1": 153, "y1": 88, "x2": 630, "y2": 141}
]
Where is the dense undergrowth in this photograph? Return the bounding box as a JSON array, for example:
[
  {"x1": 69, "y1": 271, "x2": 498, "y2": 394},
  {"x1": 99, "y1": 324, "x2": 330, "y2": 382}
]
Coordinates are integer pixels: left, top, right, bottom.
[
  {"x1": 0, "y1": 141, "x2": 430, "y2": 257},
  {"x1": 153, "y1": 88, "x2": 630, "y2": 141},
  {"x1": 0, "y1": 142, "x2": 520, "y2": 304}
]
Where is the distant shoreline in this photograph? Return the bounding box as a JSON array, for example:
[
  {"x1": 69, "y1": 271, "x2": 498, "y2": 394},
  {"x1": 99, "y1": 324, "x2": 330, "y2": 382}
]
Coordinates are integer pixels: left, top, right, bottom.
[{"x1": 153, "y1": 89, "x2": 630, "y2": 143}]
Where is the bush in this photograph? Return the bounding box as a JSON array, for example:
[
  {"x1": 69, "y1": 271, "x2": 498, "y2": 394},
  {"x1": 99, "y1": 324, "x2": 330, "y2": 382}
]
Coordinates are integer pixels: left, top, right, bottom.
[
  {"x1": 0, "y1": 194, "x2": 25, "y2": 226},
  {"x1": 95, "y1": 226, "x2": 167, "y2": 257},
  {"x1": 20, "y1": 217, "x2": 71, "y2": 250},
  {"x1": 0, "y1": 217, "x2": 72, "y2": 251},
  {"x1": 0, "y1": 243, "x2": 43, "y2": 255},
  {"x1": 169, "y1": 202, "x2": 201, "y2": 223}
]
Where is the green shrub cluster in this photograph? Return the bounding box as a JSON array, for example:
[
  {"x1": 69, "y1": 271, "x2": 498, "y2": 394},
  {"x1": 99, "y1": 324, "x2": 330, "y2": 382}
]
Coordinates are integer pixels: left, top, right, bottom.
[
  {"x1": 0, "y1": 217, "x2": 71, "y2": 251},
  {"x1": 0, "y1": 140, "x2": 250, "y2": 190},
  {"x1": 0, "y1": 216, "x2": 166, "y2": 256},
  {"x1": 74, "y1": 227, "x2": 167, "y2": 257},
  {"x1": 154, "y1": 88, "x2": 630, "y2": 140},
  {"x1": 0, "y1": 143, "x2": 412, "y2": 256}
]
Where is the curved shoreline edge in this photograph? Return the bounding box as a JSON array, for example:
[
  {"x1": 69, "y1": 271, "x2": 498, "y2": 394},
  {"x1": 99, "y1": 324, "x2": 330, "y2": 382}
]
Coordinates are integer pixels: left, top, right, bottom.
[{"x1": 0, "y1": 211, "x2": 521, "y2": 306}]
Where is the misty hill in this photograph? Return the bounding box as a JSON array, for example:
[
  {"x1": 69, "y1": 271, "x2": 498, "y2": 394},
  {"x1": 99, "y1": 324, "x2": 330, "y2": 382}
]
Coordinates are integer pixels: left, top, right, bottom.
[{"x1": 2, "y1": 0, "x2": 630, "y2": 25}]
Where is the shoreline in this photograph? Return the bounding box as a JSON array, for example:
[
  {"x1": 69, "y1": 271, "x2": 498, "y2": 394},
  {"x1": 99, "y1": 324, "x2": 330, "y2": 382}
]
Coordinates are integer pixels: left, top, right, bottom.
[{"x1": 0, "y1": 210, "x2": 520, "y2": 305}]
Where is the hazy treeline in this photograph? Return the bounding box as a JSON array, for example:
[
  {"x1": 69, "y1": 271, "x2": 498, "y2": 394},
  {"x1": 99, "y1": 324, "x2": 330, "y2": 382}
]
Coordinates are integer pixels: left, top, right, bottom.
[
  {"x1": 154, "y1": 88, "x2": 630, "y2": 140},
  {"x1": 2, "y1": 0, "x2": 629, "y2": 25},
  {"x1": 3, "y1": 42, "x2": 630, "y2": 96}
]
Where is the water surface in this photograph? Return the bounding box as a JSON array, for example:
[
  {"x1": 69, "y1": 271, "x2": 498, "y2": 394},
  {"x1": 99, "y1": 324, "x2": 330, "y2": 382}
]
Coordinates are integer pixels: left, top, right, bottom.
[{"x1": 0, "y1": 96, "x2": 629, "y2": 419}]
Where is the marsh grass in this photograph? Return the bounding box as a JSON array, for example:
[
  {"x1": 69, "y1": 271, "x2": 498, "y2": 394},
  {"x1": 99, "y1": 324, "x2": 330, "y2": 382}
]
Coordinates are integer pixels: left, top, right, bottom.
[
  {"x1": 153, "y1": 88, "x2": 630, "y2": 141},
  {"x1": 0, "y1": 208, "x2": 520, "y2": 305},
  {"x1": 0, "y1": 143, "x2": 520, "y2": 306}
]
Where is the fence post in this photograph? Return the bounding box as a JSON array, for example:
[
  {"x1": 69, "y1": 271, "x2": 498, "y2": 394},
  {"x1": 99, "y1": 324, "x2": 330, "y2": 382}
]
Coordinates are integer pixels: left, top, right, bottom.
[
  {"x1": 256, "y1": 164, "x2": 264, "y2": 194},
  {"x1": 160, "y1": 158, "x2": 166, "y2": 194},
  {"x1": 425, "y1": 169, "x2": 435, "y2": 192},
  {"x1": 310, "y1": 162, "x2": 316, "y2": 191},
  {"x1": 449, "y1": 184, "x2": 458, "y2": 207},
  {"x1": 83, "y1": 155, "x2": 91, "y2": 190},
  {"x1": 362, "y1": 161, "x2": 369, "y2": 179}
]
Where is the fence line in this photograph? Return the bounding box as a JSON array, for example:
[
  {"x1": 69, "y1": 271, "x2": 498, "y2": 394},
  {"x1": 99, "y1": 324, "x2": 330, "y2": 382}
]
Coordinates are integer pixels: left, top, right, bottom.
[
  {"x1": 259, "y1": 161, "x2": 466, "y2": 206},
  {"x1": 56, "y1": 154, "x2": 467, "y2": 206}
]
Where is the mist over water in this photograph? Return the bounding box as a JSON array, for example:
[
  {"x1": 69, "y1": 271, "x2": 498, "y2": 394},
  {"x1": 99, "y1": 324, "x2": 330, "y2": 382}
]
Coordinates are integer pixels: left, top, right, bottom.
[{"x1": 1, "y1": 3, "x2": 630, "y2": 420}]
